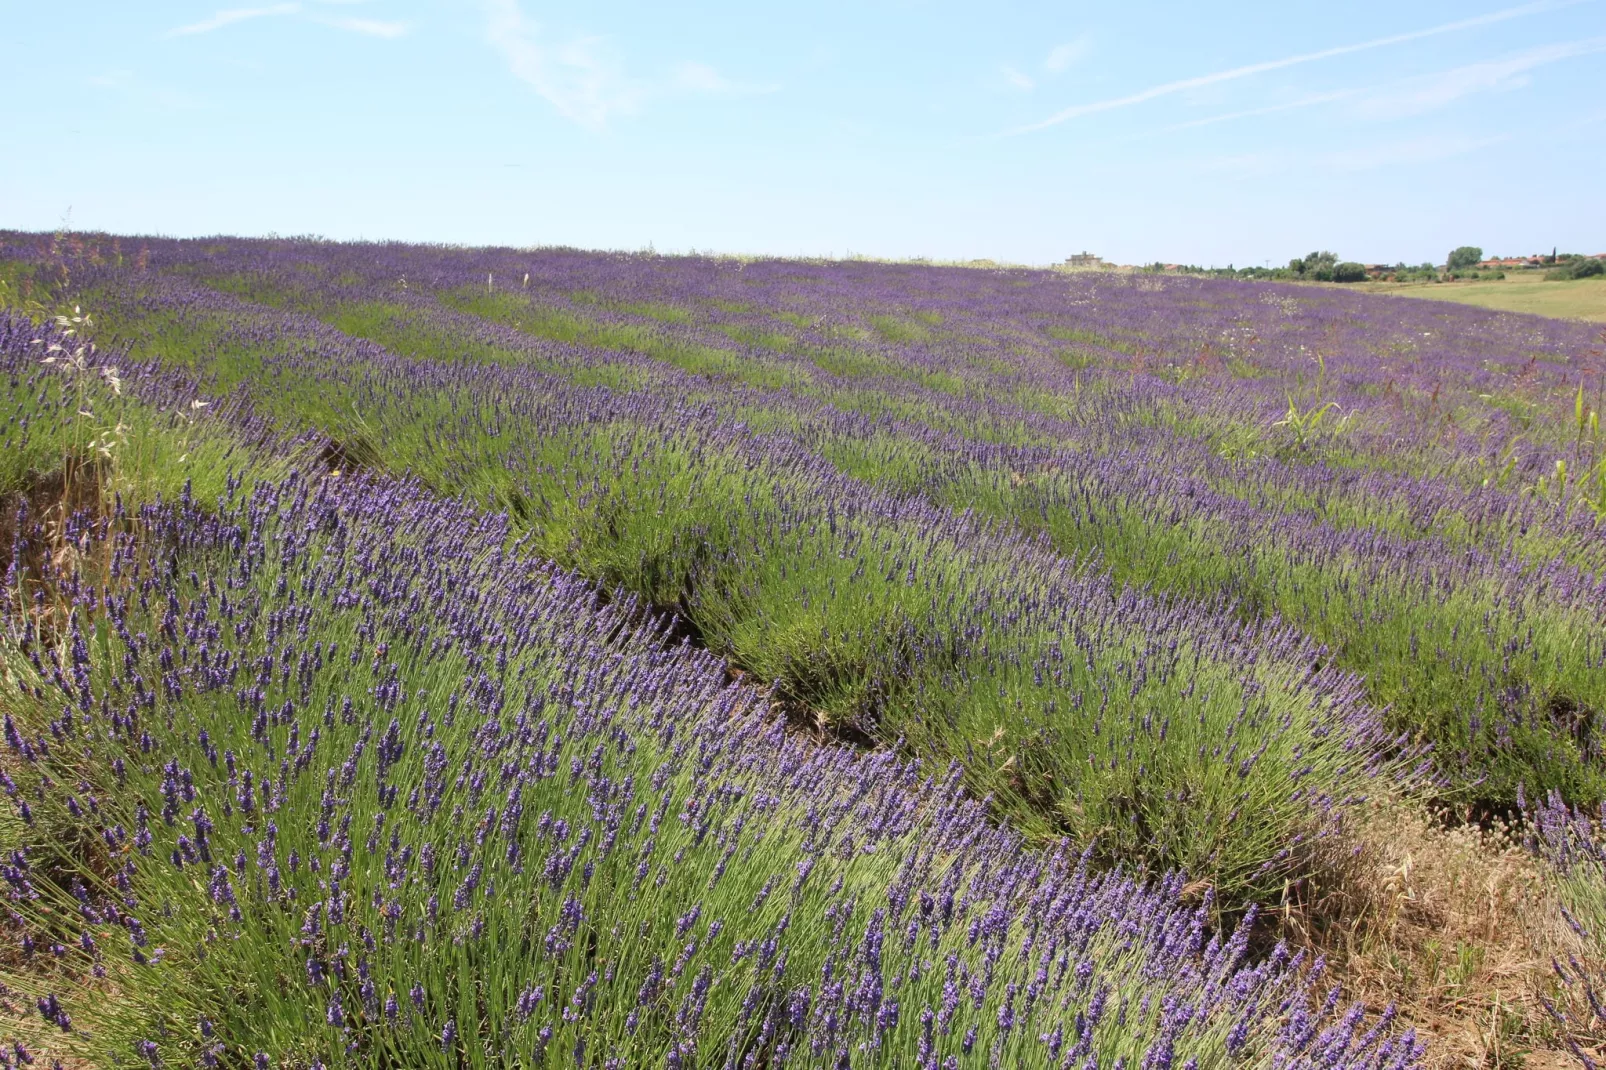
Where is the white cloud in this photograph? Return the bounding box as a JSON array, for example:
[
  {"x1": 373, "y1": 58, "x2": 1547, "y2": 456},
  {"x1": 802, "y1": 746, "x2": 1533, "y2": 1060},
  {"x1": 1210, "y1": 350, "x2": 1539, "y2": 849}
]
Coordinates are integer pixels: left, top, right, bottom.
[
  {"x1": 1148, "y1": 89, "x2": 1362, "y2": 134},
  {"x1": 1001, "y1": 65, "x2": 1035, "y2": 91},
  {"x1": 1044, "y1": 38, "x2": 1089, "y2": 73},
  {"x1": 1123, "y1": 37, "x2": 1600, "y2": 141},
  {"x1": 1561, "y1": 107, "x2": 1606, "y2": 130},
  {"x1": 483, "y1": 0, "x2": 644, "y2": 129},
  {"x1": 312, "y1": 15, "x2": 410, "y2": 38},
  {"x1": 1325, "y1": 133, "x2": 1508, "y2": 171},
  {"x1": 1010, "y1": 0, "x2": 1565, "y2": 134},
  {"x1": 164, "y1": 3, "x2": 300, "y2": 37},
  {"x1": 166, "y1": 2, "x2": 409, "y2": 40},
  {"x1": 674, "y1": 61, "x2": 729, "y2": 92},
  {"x1": 88, "y1": 70, "x2": 200, "y2": 110},
  {"x1": 672, "y1": 61, "x2": 779, "y2": 96},
  {"x1": 1201, "y1": 133, "x2": 1505, "y2": 175},
  {"x1": 482, "y1": 2, "x2": 773, "y2": 125},
  {"x1": 1351, "y1": 36, "x2": 1606, "y2": 119}
]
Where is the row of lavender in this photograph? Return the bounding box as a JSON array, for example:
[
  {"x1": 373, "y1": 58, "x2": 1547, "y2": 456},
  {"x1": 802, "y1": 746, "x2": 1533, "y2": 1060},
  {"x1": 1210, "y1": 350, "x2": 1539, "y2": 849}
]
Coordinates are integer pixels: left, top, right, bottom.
[
  {"x1": 0, "y1": 315, "x2": 1426, "y2": 1067},
  {"x1": 157, "y1": 236, "x2": 1606, "y2": 483},
  {"x1": 37, "y1": 239, "x2": 1606, "y2": 586},
  {"x1": 34, "y1": 238, "x2": 1606, "y2": 813},
  {"x1": 26, "y1": 266, "x2": 1430, "y2": 901},
  {"x1": 222, "y1": 244, "x2": 1606, "y2": 802},
  {"x1": 1529, "y1": 794, "x2": 1606, "y2": 1063}
]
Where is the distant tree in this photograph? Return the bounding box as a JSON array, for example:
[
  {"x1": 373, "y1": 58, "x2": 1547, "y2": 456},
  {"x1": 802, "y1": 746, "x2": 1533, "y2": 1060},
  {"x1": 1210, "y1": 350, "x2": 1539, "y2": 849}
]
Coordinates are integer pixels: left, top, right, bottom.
[
  {"x1": 1332, "y1": 262, "x2": 1367, "y2": 283},
  {"x1": 1290, "y1": 251, "x2": 1338, "y2": 281},
  {"x1": 1549, "y1": 257, "x2": 1604, "y2": 281},
  {"x1": 1446, "y1": 246, "x2": 1483, "y2": 271}
]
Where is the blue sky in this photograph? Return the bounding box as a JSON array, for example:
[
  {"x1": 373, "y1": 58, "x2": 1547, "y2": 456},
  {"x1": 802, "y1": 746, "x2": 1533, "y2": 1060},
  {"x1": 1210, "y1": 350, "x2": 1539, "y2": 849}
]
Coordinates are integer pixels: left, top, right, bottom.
[{"x1": 3, "y1": 0, "x2": 1602, "y2": 265}]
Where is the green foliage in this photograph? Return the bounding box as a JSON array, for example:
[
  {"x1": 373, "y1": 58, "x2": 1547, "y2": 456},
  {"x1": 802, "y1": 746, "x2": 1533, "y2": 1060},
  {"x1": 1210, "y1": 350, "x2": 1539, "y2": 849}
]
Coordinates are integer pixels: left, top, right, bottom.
[
  {"x1": 80, "y1": 269, "x2": 1606, "y2": 813},
  {"x1": 1546, "y1": 258, "x2": 1605, "y2": 281},
  {"x1": 0, "y1": 307, "x2": 289, "y2": 512},
  {"x1": 1290, "y1": 251, "x2": 1338, "y2": 281},
  {"x1": 1331, "y1": 262, "x2": 1368, "y2": 283},
  {"x1": 0, "y1": 261, "x2": 51, "y2": 322},
  {"x1": 1272, "y1": 396, "x2": 1345, "y2": 448},
  {"x1": 866, "y1": 313, "x2": 933, "y2": 344},
  {"x1": 13, "y1": 291, "x2": 1410, "y2": 905},
  {"x1": 0, "y1": 476, "x2": 1337, "y2": 1070},
  {"x1": 20, "y1": 244, "x2": 1606, "y2": 906},
  {"x1": 1447, "y1": 246, "x2": 1484, "y2": 272}
]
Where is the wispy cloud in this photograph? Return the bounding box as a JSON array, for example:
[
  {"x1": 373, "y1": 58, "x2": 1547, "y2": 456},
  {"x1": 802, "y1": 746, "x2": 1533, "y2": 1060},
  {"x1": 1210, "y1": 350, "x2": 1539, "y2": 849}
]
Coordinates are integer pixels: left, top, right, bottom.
[
  {"x1": 166, "y1": 2, "x2": 407, "y2": 39},
  {"x1": 310, "y1": 15, "x2": 409, "y2": 38},
  {"x1": 88, "y1": 70, "x2": 200, "y2": 110},
  {"x1": 674, "y1": 62, "x2": 730, "y2": 92},
  {"x1": 1352, "y1": 36, "x2": 1606, "y2": 119},
  {"x1": 1001, "y1": 65, "x2": 1035, "y2": 92},
  {"x1": 483, "y1": 0, "x2": 772, "y2": 127},
  {"x1": 164, "y1": 3, "x2": 300, "y2": 37},
  {"x1": 1145, "y1": 89, "x2": 1362, "y2": 135},
  {"x1": 672, "y1": 61, "x2": 778, "y2": 96},
  {"x1": 483, "y1": 0, "x2": 644, "y2": 129},
  {"x1": 1202, "y1": 132, "x2": 1505, "y2": 175},
  {"x1": 1126, "y1": 36, "x2": 1602, "y2": 139},
  {"x1": 1560, "y1": 107, "x2": 1606, "y2": 130},
  {"x1": 1044, "y1": 38, "x2": 1090, "y2": 73},
  {"x1": 1326, "y1": 133, "x2": 1508, "y2": 171},
  {"x1": 1010, "y1": 0, "x2": 1568, "y2": 134},
  {"x1": 999, "y1": 36, "x2": 1088, "y2": 92}
]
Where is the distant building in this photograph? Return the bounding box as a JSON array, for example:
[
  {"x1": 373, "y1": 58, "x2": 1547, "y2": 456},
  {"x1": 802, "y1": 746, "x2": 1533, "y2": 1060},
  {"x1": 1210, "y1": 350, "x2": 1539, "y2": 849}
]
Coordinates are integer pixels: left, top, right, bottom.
[
  {"x1": 1475, "y1": 254, "x2": 1553, "y2": 269},
  {"x1": 1065, "y1": 252, "x2": 1104, "y2": 269}
]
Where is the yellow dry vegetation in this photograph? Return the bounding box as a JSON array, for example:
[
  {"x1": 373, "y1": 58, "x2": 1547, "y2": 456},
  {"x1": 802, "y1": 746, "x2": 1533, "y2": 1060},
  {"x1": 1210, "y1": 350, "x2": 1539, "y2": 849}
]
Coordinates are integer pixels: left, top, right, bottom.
[
  {"x1": 1289, "y1": 803, "x2": 1587, "y2": 1070},
  {"x1": 1353, "y1": 276, "x2": 1606, "y2": 322}
]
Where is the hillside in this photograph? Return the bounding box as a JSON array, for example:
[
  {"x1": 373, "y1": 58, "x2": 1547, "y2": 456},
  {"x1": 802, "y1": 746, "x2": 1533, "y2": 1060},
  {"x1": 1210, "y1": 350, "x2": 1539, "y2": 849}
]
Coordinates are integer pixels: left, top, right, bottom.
[{"x1": 1, "y1": 233, "x2": 1603, "y2": 1068}]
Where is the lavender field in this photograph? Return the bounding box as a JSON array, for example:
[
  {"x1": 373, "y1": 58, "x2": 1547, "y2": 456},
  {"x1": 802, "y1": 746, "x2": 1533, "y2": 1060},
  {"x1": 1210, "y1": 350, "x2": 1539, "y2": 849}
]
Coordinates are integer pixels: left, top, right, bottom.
[{"x1": 1, "y1": 233, "x2": 1604, "y2": 1068}]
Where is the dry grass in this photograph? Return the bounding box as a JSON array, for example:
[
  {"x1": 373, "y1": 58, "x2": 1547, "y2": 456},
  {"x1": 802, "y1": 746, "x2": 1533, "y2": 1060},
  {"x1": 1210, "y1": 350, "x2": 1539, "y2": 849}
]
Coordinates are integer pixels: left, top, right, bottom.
[
  {"x1": 1283, "y1": 802, "x2": 1590, "y2": 1070},
  {"x1": 1349, "y1": 276, "x2": 1606, "y2": 322}
]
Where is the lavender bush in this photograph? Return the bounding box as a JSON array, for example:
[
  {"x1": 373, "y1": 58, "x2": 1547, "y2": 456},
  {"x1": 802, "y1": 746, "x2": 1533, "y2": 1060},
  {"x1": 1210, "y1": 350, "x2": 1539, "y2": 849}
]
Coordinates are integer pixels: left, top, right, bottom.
[
  {"x1": 24, "y1": 235, "x2": 1599, "y2": 813},
  {"x1": 0, "y1": 230, "x2": 1602, "y2": 1064},
  {"x1": 0, "y1": 463, "x2": 1421, "y2": 1067},
  {"x1": 1529, "y1": 791, "x2": 1606, "y2": 1066}
]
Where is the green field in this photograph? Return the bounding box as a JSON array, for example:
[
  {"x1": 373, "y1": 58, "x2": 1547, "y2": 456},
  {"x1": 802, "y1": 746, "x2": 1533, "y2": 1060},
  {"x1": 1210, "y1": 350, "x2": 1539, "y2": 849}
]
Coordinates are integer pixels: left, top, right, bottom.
[{"x1": 1352, "y1": 274, "x2": 1606, "y2": 322}]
